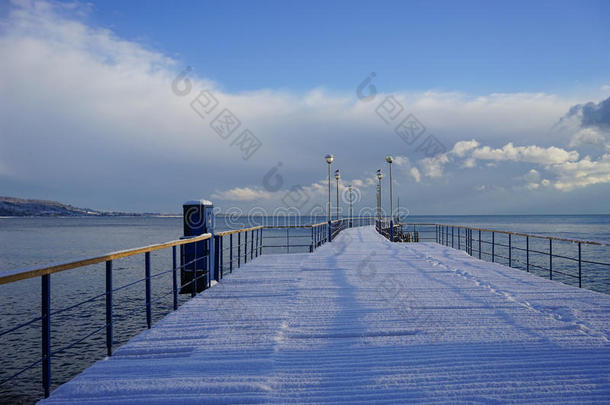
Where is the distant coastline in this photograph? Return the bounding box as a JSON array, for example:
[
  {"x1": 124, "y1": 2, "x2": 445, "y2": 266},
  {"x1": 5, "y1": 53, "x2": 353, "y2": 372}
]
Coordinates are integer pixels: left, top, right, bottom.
[{"x1": 0, "y1": 196, "x2": 164, "y2": 217}]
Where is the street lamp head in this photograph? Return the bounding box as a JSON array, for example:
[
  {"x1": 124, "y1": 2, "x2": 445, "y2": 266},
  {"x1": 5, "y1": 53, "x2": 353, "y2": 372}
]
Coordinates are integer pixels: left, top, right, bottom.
[
  {"x1": 325, "y1": 154, "x2": 334, "y2": 164},
  {"x1": 334, "y1": 169, "x2": 340, "y2": 180},
  {"x1": 385, "y1": 155, "x2": 393, "y2": 164},
  {"x1": 376, "y1": 169, "x2": 383, "y2": 180}
]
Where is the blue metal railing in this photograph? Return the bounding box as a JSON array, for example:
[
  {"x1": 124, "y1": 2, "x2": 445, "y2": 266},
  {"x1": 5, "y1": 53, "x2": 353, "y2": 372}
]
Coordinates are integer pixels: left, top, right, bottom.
[
  {"x1": 0, "y1": 215, "x2": 375, "y2": 400},
  {"x1": 375, "y1": 222, "x2": 610, "y2": 294}
]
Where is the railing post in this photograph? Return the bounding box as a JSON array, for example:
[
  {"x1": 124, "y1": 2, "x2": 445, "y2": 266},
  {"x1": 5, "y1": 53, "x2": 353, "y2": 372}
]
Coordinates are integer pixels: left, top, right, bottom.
[
  {"x1": 578, "y1": 242, "x2": 582, "y2": 288},
  {"x1": 172, "y1": 246, "x2": 178, "y2": 310},
  {"x1": 230, "y1": 233, "x2": 233, "y2": 273},
  {"x1": 328, "y1": 220, "x2": 332, "y2": 242},
  {"x1": 220, "y1": 236, "x2": 224, "y2": 278},
  {"x1": 260, "y1": 228, "x2": 264, "y2": 255},
  {"x1": 526, "y1": 236, "x2": 529, "y2": 272},
  {"x1": 213, "y1": 235, "x2": 220, "y2": 282},
  {"x1": 492, "y1": 232, "x2": 495, "y2": 262},
  {"x1": 549, "y1": 239, "x2": 553, "y2": 280},
  {"x1": 287, "y1": 228, "x2": 290, "y2": 253},
  {"x1": 255, "y1": 228, "x2": 259, "y2": 257},
  {"x1": 41, "y1": 274, "x2": 51, "y2": 398},
  {"x1": 508, "y1": 234, "x2": 512, "y2": 267},
  {"x1": 458, "y1": 228, "x2": 460, "y2": 250},
  {"x1": 310, "y1": 227, "x2": 314, "y2": 252},
  {"x1": 451, "y1": 226, "x2": 455, "y2": 248},
  {"x1": 244, "y1": 231, "x2": 248, "y2": 264},
  {"x1": 105, "y1": 260, "x2": 113, "y2": 357},
  {"x1": 390, "y1": 220, "x2": 394, "y2": 242},
  {"x1": 238, "y1": 232, "x2": 241, "y2": 268},
  {"x1": 251, "y1": 230, "x2": 254, "y2": 260},
  {"x1": 478, "y1": 230, "x2": 481, "y2": 259},
  {"x1": 145, "y1": 252, "x2": 151, "y2": 329}
]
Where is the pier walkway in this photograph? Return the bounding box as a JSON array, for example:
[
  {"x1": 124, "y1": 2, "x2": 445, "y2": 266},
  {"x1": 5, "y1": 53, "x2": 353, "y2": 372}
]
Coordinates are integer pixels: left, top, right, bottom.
[{"x1": 41, "y1": 226, "x2": 610, "y2": 403}]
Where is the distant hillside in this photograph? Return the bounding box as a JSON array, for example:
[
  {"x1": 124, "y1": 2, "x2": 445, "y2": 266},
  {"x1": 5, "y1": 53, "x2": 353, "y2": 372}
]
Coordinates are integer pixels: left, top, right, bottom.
[{"x1": 0, "y1": 197, "x2": 152, "y2": 217}]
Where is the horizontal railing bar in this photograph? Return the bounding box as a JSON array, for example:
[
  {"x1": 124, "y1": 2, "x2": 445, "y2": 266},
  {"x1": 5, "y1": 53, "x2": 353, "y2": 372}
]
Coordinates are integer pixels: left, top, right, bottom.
[
  {"x1": 216, "y1": 226, "x2": 263, "y2": 236},
  {"x1": 51, "y1": 324, "x2": 107, "y2": 357},
  {"x1": 0, "y1": 315, "x2": 42, "y2": 338},
  {"x1": 50, "y1": 291, "x2": 106, "y2": 317},
  {"x1": 263, "y1": 244, "x2": 312, "y2": 248},
  {"x1": 581, "y1": 259, "x2": 610, "y2": 266},
  {"x1": 0, "y1": 233, "x2": 212, "y2": 285},
  {"x1": 0, "y1": 357, "x2": 43, "y2": 386},
  {"x1": 404, "y1": 223, "x2": 610, "y2": 246}
]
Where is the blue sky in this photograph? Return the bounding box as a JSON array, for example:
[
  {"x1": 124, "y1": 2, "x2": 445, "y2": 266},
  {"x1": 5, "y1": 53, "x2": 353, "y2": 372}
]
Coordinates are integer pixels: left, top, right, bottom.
[
  {"x1": 0, "y1": 0, "x2": 609, "y2": 215},
  {"x1": 83, "y1": 0, "x2": 610, "y2": 94}
]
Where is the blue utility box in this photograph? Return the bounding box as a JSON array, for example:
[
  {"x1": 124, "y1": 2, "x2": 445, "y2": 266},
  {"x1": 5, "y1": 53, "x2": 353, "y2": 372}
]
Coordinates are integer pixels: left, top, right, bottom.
[{"x1": 180, "y1": 200, "x2": 214, "y2": 294}]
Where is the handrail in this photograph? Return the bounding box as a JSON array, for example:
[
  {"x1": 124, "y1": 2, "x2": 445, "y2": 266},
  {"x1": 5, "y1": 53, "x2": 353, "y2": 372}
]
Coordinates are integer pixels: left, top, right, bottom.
[
  {"x1": 0, "y1": 212, "x2": 374, "y2": 401},
  {"x1": 396, "y1": 222, "x2": 610, "y2": 247},
  {"x1": 216, "y1": 225, "x2": 263, "y2": 236},
  {"x1": 0, "y1": 233, "x2": 212, "y2": 285}
]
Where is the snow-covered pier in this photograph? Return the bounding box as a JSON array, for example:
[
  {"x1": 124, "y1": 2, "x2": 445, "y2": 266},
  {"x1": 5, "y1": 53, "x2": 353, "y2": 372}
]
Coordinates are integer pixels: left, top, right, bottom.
[{"x1": 41, "y1": 226, "x2": 610, "y2": 403}]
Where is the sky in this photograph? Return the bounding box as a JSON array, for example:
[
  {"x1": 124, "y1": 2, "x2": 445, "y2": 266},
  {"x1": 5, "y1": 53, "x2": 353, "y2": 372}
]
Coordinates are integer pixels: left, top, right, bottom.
[{"x1": 0, "y1": 0, "x2": 609, "y2": 215}]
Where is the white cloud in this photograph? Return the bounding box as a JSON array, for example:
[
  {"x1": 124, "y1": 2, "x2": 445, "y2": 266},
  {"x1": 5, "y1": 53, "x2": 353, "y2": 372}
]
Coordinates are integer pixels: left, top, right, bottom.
[
  {"x1": 419, "y1": 154, "x2": 449, "y2": 178},
  {"x1": 568, "y1": 127, "x2": 609, "y2": 149},
  {"x1": 470, "y1": 143, "x2": 579, "y2": 165},
  {"x1": 393, "y1": 156, "x2": 410, "y2": 166},
  {"x1": 451, "y1": 140, "x2": 480, "y2": 157},
  {"x1": 409, "y1": 167, "x2": 421, "y2": 182},
  {"x1": 211, "y1": 187, "x2": 273, "y2": 201},
  {"x1": 523, "y1": 169, "x2": 541, "y2": 183},
  {"x1": 0, "y1": 0, "x2": 607, "y2": 212},
  {"x1": 550, "y1": 154, "x2": 610, "y2": 191}
]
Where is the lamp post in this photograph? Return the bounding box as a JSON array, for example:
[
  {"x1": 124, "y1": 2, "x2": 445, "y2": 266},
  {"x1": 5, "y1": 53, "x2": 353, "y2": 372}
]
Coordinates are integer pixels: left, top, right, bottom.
[
  {"x1": 376, "y1": 169, "x2": 383, "y2": 224},
  {"x1": 325, "y1": 154, "x2": 334, "y2": 241},
  {"x1": 334, "y1": 169, "x2": 340, "y2": 221},
  {"x1": 348, "y1": 185, "x2": 353, "y2": 228},
  {"x1": 385, "y1": 155, "x2": 394, "y2": 241}
]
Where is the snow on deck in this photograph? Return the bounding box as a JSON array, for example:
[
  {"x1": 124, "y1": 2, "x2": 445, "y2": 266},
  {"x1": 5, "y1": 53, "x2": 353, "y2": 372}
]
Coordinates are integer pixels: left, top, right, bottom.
[{"x1": 41, "y1": 226, "x2": 610, "y2": 404}]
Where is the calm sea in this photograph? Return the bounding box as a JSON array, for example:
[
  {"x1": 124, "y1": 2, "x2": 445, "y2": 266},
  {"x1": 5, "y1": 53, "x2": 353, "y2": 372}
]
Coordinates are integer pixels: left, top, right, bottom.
[{"x1": 0, "y1": 215, "x2": 609, "y2": 404}]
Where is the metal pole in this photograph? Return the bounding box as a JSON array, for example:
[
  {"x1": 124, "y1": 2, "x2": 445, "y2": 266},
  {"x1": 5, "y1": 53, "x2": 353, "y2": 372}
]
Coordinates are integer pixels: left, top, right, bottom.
[
  {"x1": 105, "y1": 260, "x2": 113, "y2": 357},
  {"x1": 220, "y1": 236, "x2": 223, "y2": 278},
  {"x1": 255, "y1": 228, "x2": 259, "y2": 258},
  {"x1": 349, "y1": 188, "x2": 353, "y2": 228},
  {"x1": 328, "y1": 163, "x2": 331, "y2": 222},
  {"x1": 492, "y1": 232, "x2": 495, "y2": 262},
  {"x1": 526, "y1": 236, "x2": 529, "y2": 272},
  {"x1": 244, "y1": 231, "x2": 248, "y2": 264},
  {"x1": 336, "y1": 176, "x2": 339, "y2": 220},
  {"x1": 214, "y1": 235, "x2": 220, "y2": 281},
  {"x1": 188, "y1": 245, "x2": 195, "y2": 298},
  {"x1": 172, "y1": 246, "x2": 178, "y2": 310},
  {"x1": 238, "y1": 232, "x2": 241, "y2": 268},
  {"x1": 145, "y1": 252, "x2": 151, "y2": 329},
  {"x1": 41, "y1": 274, "x2": 51, "y2": 398},
  {"x1": 549, "y1": 239, "x2": 553, "y2": 280},
  {"x1": 230, "y1": 233, "x2": 233, "y2": 273},
  {"x1": 389, "y1": 162, "x2": 393, "y2": 220},
  {"x1": 458, "y1": 228, "x2": 460, "y2": 250},
  {"x1": 478, "y1": 230, "x2": 481, "y2": 259},
  {"x1": 508, "y1": 234, "x2": 512, "y2": 267},
  {"x1": 451, "y1": 227, "x2": 454, "y2": 248},
  {"x1": 578, "y1": 242, "x2": 582, "y2": 288},
  {"x1": 287, "y1": 228, "x2": 289, "y2": 253},
  {"x1": 250, "y1": 230, "x2": 254, "y2": 260},
  {"x1": 310, "y1": 226, "x2": 314, "y2": 252}
]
